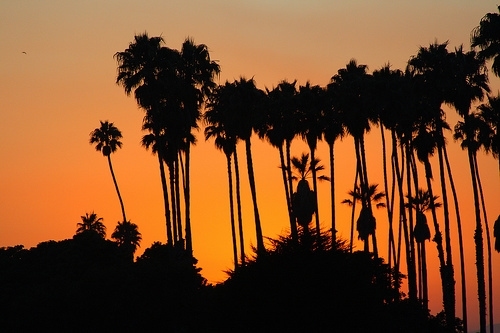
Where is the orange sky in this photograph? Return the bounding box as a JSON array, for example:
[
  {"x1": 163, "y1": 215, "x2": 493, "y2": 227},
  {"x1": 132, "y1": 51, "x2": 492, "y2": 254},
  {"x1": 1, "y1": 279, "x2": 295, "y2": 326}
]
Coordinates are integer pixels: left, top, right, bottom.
[{"x1": 1, "y1": 1, "x2": 500, "y2": 330}]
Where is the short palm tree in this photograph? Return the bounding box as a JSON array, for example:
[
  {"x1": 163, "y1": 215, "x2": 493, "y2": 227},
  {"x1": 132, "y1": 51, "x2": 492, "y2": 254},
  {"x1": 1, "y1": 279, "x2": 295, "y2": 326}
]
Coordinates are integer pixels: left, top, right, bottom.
[
  {"x1": 89, "y1": 120, "x2": 127, "y2": 223},
  {"x1": 111, "y1": 220, "x2": 142, "y2": 262},
  {"x1": 76, "y1": 212, "x2": 106, "y2": 238},
  {"x1": 342, "y1": 184, "x2": 385, "y2": 253}
]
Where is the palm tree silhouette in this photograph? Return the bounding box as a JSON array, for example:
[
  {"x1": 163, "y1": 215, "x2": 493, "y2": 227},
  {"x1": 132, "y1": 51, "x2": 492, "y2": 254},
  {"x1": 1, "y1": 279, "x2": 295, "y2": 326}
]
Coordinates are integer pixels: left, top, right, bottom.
[
  {"x1": 405, "y1": 189, "x2": 441, "y2": 312},
  {"x1": 205, "y1": 81, "x2": 246, "y2": 266},
  {"x1": 177, "y1": 37, "x2": 220, "y2": 255},
  {"x1": 111, "y1": 220, "x2": 142, "y2": 262},
  {"x1": 76, "y1": 212, "x2": 106, "y2": 238},
  {"x1": 115, "y1": 33, "x2": 177, "y2": 245},
  {"x1": 89, "y1": 120, "x2": 127, "y2": 223},
  {"x1": 297, "y1": 82, "x2": 326, "y2": 246},
  {"x1": 478, "y1": 94, "x2": 500, "y2": 173},
  {"x1": 454, "y1": 112, "x2": 493, "y2": 333},
  {"x1": 342, "y1": 184, "x2": 385, "y2": 253},
  {"x1": 264, "y1": 80, "x2": 300, "y2": 241},
  {"x1": 330, "y1": 59, "x2": 378, "y2": 257},
  {"x1": 472, "y1": 6, "x2": 500, "y2": 76},
  {"x1": 494, "y1": 215, "x2": 500, "y2": 252},
  {"x1": 229, "y1": 77, "x2": 267, "y2": 256}
]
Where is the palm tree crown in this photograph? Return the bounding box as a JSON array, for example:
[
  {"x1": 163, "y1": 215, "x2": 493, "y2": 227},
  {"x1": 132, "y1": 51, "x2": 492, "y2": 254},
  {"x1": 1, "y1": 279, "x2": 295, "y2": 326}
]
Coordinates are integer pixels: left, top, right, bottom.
[{"x1": 76, "y1": 212, "x2": 106, "y2": 238}]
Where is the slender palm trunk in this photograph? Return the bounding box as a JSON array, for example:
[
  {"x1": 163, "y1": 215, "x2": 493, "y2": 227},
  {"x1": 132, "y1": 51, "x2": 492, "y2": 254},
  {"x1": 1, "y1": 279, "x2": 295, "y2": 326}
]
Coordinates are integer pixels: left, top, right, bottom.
[
  {"x1": 474, "y1": 153, "x2": 494, "y2": 333},
  {"x1": 226, "y1": 152, "x2": 238, "y2": 271},
  {"x1": 234, "y1": 148, "x2": 245, "y2": 266},
  {"x1": 421, "y1": 240, "x2": 429, "y2": 311},
  {"x1": 423, "y1": 157, "x2": 452, "y2": 329},
  {"x1": 309, "y1": 145, "x2": 321, "y2": 246},
  {"x1": 107, "y1": 155, "x2": 127, "y2": 223},
  {"x1": 349, "y1": 167, "x2": 359, "y2": 253},
  {"x1": 168, "y1": 161, "x2": 178, "y2": 243},
  {"x1": 245, "y1": 138, "x2": 265, "y2": 255},
  {"x1": 437, "y1": 144, "x2": 456, "y2": 328},
  {"x1": 443, "y1": 145, "x2": 468, "y2": 332},
  {"x1": 175, "y1": 155, "x2": 183, "y2": 247},
  {"x1": 185, "y1": 144, "x2": 193, "y2": 255},
  {"x1": 158, "y1": 153, "x2": 173, "y2": 246},
  {"x1": 286, "y1": 139, "x2": 294, "y2": 229},
  {"x1": 328, "y1": 142, "x2": 336, "y2": 243},
  {"x1": 468, "y1": 149, "x2": 486, "y2": 333},
  {"x1": 279, "y1": 143, "x2": 297, "y2": 241},
  {"x1": 380, "y1": 125, "x2": 395, "y2": 266}
]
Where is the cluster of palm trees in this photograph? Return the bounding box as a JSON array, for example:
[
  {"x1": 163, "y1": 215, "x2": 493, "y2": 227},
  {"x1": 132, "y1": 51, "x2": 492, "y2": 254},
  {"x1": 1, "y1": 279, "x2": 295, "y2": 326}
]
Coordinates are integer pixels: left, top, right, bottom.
[{"x1": 98, "y1": 7, "x2": 500, "y2": 333}]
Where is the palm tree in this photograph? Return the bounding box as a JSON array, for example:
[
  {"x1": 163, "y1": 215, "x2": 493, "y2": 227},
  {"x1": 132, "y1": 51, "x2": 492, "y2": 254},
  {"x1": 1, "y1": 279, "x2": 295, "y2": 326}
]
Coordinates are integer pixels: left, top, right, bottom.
[
  {"x1": 323, "y1": 85, "x2": 345, "y2": 243},
  {"x1": 405, "y1": 189, "x2": 441, "y2": 312},
  {"x1": 471, "y1": 6, "x2": 500, "y2": 77},
  {"x1": 454, "y1": 112, "x2": 492, "y2": 333},
  {"x1": 342, "y1": 184, "x2": 385, "y2": 253},
  {"x1": 494, "y1": 215, "x2": 500, "y2": 252},
  {"x1": 115, "y1": 33, "x2": 177, "y2": 245},
  {"x1": 111, "y1": 220, "x2": 142, "y2": 262},
  {"x1": 478, "y1": 94, "x2": 500, "y2": 173},
  {"x1": 230, "y1": 77, "x2": 267, "y2": 256},
  {"x1": 76, "y1": 212, "x2": 106, "y2": 238},
  {"x1": 290, "y1": 153, "x2": 327, "y2": 245},
  {"x1": 89, "y1": 120, "x2": 127, "y2": 223},
  {"x1": 176, "y1": 37, "x2": 220, "y2": 255},
  {"x1": 297, "y1": 82, "x2": 326, "y2": 245},
  {"x1": 330, "y1": 59, "x2": 378, "y2": 256},
  {"x1": 264, "y1": 80, "x2": 300, "y2": 241},
  {"x1": 205, "y1": 81, "x2": 246, "y2": 266},
  {"x1": 205, "y1": 121, "x2": 239, "y2": 270}
]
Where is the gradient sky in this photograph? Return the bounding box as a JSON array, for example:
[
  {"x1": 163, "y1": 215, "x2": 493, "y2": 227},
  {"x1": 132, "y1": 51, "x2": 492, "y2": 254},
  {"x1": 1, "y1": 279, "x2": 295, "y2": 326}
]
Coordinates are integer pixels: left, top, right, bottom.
[{"x1": 1, "y1": 1, "x2": 500, "y2": 330}]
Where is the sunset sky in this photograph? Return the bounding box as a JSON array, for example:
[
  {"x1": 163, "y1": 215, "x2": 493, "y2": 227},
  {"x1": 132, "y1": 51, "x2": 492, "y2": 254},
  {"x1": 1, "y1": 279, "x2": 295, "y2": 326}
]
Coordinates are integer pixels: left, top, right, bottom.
[{"x1": 1, "y1": 1, "x2": 500, "y2": 330}]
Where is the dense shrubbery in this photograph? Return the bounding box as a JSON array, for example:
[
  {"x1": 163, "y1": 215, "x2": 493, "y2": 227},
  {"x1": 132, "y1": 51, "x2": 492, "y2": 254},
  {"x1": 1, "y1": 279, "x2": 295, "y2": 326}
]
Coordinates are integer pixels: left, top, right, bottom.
[{"x1": 0, "y1": 231, "x2": 460, "y2": 332}]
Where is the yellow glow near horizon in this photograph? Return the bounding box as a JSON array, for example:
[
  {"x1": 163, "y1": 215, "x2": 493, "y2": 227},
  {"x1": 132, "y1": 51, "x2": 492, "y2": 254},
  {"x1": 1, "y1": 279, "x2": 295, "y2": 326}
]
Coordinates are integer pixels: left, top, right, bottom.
[{"x1": 1, "y1": 1, "x2": 500, "y2": 330}]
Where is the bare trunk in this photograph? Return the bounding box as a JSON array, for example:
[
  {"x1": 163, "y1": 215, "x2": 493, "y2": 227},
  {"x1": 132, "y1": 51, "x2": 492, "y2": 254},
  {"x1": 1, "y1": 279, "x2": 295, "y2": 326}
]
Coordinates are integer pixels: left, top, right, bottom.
[
  {"x1": 234, "y1": 148, "x2": 245, "y2": 266},
  {"x1": 226, "y1": 152, "x2": 238, "y2": 271},
  {"x1": 107, "y1": 155, "x2": 127, "y2": 223}
]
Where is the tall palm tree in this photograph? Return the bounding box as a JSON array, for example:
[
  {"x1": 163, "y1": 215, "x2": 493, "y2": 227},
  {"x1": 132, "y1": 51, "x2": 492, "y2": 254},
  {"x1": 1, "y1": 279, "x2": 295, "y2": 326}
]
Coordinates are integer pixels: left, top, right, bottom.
[
  {"x1": 495, "y1": 215, "x2": 500, "y2": 252},
  {"x1": 323, "y1": 86, "x2": 345, "y2": 243},
  {"x1": 297, "y1": 82, "x2": 326, "y2": 245},
  {"x1": 471, "y1": 6, "x2": 500, "y2": 77},
  {"x1": 176, "y1": 37, "x2": 220, "y2": 255},
  {"x1": 230, "y1": 77, "x2": 267, "y2": 256},
  {"x1": 330, "y1": 59, "x2": 378, "y2": 256},
  {"x1": 205, "y1": 121, "x2": 239, "y2": 270},
  {"x1": 111, "y1": 220, "x2": 142, "y2": 262},
  {"x1": 478, "y1": 94, "x2": 500, "y2": 173},
  {"x1": 454, "y1": 112, "x2": 492, "y2": 333},
  {"x1": 89, "y1": 121, "x2": 127, "y2": 223},
  {"x1": 405, "y1": 189, "x2": 441, "y2": 312},
  {"x1": 342, "y1": 184, "x2": 385, "y2": 253},
  {"x1": 264, "y1": 80, "x2": 300, "y2": 241},
  {"x1": 76, "y1": 212, "x2": 106, "y2": 238},
  {"x1": 115, "y1": 33, "x2": 177, "y2": 245},
  {"x1": 205, "y1": 81, "x2": 246, "y2": 266}
]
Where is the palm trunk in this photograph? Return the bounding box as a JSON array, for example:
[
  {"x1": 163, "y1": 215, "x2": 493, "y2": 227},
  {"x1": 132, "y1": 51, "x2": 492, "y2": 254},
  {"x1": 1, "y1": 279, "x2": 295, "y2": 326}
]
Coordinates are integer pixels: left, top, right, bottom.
[
  {"x1": 168, "y1": 161, "x2": 178, "y2": 243},
  {"x1": 309, "y1": 145, "x2": 321, "y2": 247},
  {"x1": 360, "y1": 135, "x2": 377, "y2": 257},
  {"x1": 469, "y1": 149, "x2": 486, "y2": 333},
  {"x1": 421, "y1": 240, "x2": 429, "y2": 311},
  {"x1": 349, "y1": 167, "x2": 359, "y2": 253},
  {"x1": 245, "y1": 138, "x2": 265, "y2": 255},
  {"x1": 328, "y1": 142, "x2": 337, "y2": 243},
  {"x1": 279, "y1": 143, "x2": 297, "y2": 241},
  {"x1": 474, "y1": 153, "x2": 494, "y2": 333},
  {"x1": 226, "y1": 152, "x2": 238, "y2": 271},
  {"x1": 107, "y1": 155, "x2": 127, "y2": 223},
  {"x1": 437, "y1": 144, "x2": 456, "y2": 327},
  {"x1": 175, "y1": 155, "x2": 183, "y2": 247},
  {"x1": 158, "y1": 153, "x2": 173, "y2": 246},
  {"x1": 380, "y1": 125, "x2": 395, "y2": 266},
  {"x1": 233, "y1": 148, "x2": 245, "y2": 266},
  {"x1": 443, "y1": 144, "x2": 468, "y2": 333},
  {"x1": 185, "y1": 145, "x2": 193, "y2": 255}
]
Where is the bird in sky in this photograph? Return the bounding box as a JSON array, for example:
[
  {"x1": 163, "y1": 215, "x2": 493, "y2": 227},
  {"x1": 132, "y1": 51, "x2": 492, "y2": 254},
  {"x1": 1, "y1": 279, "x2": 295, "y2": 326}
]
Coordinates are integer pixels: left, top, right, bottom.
[{"x1": 22, "y1": 51, "x2": 27, "y2": 54}]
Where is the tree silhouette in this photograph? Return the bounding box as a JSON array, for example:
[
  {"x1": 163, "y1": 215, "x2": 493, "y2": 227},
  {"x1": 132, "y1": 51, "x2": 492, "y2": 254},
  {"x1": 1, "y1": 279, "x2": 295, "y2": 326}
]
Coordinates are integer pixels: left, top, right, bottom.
[
  {"x1": 76, "y1": 212, "x2": 106, "y2": 238},
  {"x1": 89, "y1": 120, "x2": 127, "y2": 223},
  {"x1": 342, "y1": 184, "x2": 385, "y2": 252},
  {"x1": 111, "y1": 220, "x2": 142, "y2": 262},
  {"x1": 472, "y1": 6, "x2": 500, "y2": 76}
]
